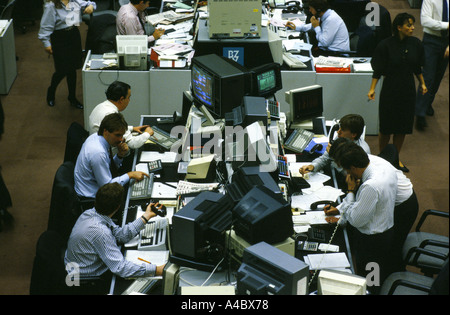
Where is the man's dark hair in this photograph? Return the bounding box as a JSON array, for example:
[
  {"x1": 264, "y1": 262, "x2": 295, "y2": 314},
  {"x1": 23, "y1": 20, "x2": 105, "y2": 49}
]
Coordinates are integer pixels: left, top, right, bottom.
[
  {"x1": 97, "y1": 113, "x2": 128, "y2": 136},
  {"x1": 328, "y1": 137, "x2": 352, "y2": 163},
  {"x1": 95, "y1": 183, "x2": 124, "y2": 216},
  {"x1": 338, "y1": 142, "x2": 370, "y2": 170},
  {"x1": 392, "y1": 12, "x2": 415, "y2": 37},
  {"x1": 307, "y1": 0, "x2": 330, "y2": 13},
  {"x1": 339, "y1": 114, "x2": 365, "y2": 140},
  {"x1": 129, "y1": 0, "x2": 150, "y2": 5},
  {"x1": 105, "y1": 81, "x2": 130, "y2": 102}
]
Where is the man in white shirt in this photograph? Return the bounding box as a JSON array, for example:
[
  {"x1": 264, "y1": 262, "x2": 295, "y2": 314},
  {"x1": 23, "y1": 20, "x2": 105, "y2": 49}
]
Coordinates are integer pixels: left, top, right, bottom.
[
  {"x1": 323, "y1": 142, "x2": 398, "y2": 291},
  {"x1": 89, "y1": 81, "x2": 154, "y2": 150}
]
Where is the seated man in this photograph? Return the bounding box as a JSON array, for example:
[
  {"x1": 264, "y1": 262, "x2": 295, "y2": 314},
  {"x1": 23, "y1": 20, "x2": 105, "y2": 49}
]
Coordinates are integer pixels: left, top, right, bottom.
[
  {"x1": 88, "y1": 81, "x2": 154, "y2": 149},
  {"x1": 286, "y1": 0, "x2": 350, "y2": 56},
  {"x1": 299, "y1": 114, "x2": 370, "y2": 176},
  {"x1": 65, "y1": 183, "x2": 165, "y2": 294},
  {"x1": 323, "y1": 142, "x2": 397, "y2": 291},
  {"x1": 116, "y1": 0, "x2": 165, "y2": 45},
  {"x1": 75, "y1": 113, "x2": 149, "y2": 199}
]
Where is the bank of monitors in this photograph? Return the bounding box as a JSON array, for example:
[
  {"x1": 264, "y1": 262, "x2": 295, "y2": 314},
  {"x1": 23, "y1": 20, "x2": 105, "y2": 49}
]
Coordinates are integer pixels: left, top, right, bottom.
[
  {"x1": 285, "y1": 84, "x2": 323, "y2": 124},
  {"x1": 237, "y1": 242, "x2": 309, "y2": 295},
  {"x1": 191, "y1": 54, "x2": 252, "y2": 118}
]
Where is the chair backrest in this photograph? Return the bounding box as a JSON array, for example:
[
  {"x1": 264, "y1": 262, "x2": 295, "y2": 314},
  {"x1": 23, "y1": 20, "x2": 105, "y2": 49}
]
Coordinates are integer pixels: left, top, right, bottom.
[
  {"x1": 30, "y1": 230, "x2": 67, "y2": 295},
  {"x1": 47, "y1": 161, "x2": 82, "y2": 242},
  {"x1": 85, "y1": 11, "x2": 118, "y2": 54},
  {"x1": 430, "y1": 258, "x2": 449, "y2": 295},
  {"x1": 64, "y1": 122, "x2": 88, "y2": 165}
]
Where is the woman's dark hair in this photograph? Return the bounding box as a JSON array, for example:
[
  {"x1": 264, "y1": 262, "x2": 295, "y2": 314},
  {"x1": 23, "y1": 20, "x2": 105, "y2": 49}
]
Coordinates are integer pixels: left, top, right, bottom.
[
  {"x1": 105, "y1": 81, "x2": 131, "y2": 102},
  {"x1": 97, "y1": 113, "x2": 128, "y2": 136},
  {"x1": 95, "y1": 183, "x2": 124, "y2": 216},
  {"x1": 339, "y1": 114, "x2": 365, "y2": 140},
  {"x1": 392, "y1": 12, "x2": 415, "y2": 37}
]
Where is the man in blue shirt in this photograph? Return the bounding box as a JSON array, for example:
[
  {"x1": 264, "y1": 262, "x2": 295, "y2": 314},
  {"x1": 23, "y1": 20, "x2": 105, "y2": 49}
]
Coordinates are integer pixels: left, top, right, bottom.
[
  {"x1": 286, "y1": 0, "x2": 349, "y2": 56},
  {"x1": 74, "y1": 113, "x2": 149, "y2": 199}
]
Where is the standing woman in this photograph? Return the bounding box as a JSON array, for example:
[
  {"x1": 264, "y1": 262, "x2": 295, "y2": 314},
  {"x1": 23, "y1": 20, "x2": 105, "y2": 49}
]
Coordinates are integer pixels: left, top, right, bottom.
[
  {"x1": 367, "y1": 13, "x2": 427, "y2": 172},
  {"x1": 38, "y1": 0, "x2": 96, "y2": 109}
]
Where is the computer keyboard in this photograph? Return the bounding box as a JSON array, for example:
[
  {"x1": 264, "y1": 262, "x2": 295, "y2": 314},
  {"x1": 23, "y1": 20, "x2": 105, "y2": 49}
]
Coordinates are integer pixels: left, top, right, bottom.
[
  {"x1": 283, "y1": 128, "x2": 314, "y2": 153},
  {"x1": 278, "y1": 155, "x2": 289, "y2": 178},
  {"x1": 283, "y1": 52, "x2": 307, "y2": 69},
  {"x1": 150, "y1": 126, "x2": 182, "y2": 151},
  {"x1": 266, "y1": 99, "x2": 280, "y2": 120},
  {"x1": 315, "y1": 56, "x2": 347, "y2": 67},
  {"x1": 175, "y1": 180, "x2": 219, "y2": 196},
  {"x1": 121, "y1": 277, "x2": 160, "y2": 295},
  {"x1": 131, "y1": 173, "x2": 155, "y2": 200},
  {"x1": 138, "y1": 218, "x2": 168, "y2": 251}
]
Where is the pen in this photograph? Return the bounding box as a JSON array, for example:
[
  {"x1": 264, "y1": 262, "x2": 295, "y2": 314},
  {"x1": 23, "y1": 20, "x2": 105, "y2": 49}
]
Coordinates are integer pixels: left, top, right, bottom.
[
  {"x1": 138, "y1": 257, "x2": 151, "y2": 264},
  {"x1": 163, "y1": 182, "x2": 177, "y2": 189}
]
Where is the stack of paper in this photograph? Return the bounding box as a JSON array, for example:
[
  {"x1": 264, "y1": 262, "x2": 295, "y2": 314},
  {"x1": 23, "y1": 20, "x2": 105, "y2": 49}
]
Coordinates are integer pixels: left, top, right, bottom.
[{"x1": 304, "y1": 252, "x2": 350, "y2": 270}]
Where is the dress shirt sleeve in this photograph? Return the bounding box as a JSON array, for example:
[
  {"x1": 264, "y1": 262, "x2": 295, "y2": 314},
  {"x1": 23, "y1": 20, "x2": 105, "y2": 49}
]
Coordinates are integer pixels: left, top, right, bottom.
[
  {"x1": 341, "y1": 184, "x2": 379, "y2": 230},
  {"x1": 38, "y1": 3, "x2": 56, "y2": 48},
  {"x1": 296, "y1": 22, "x2": 312, "y2": 32},
  {"x1": 91, "y1": 150, "x2": 130, "y2": 187},
  {"x1": 93, "y1": 228, "x2": 156, "y2": 278},
  {"x1": 421, "y1": 0, "x2": 449, "y2": 31},
  {"x1": 124, "y1": 130, "x2": 151, "y2": 149},
  {"x1": 311, "y1": 151, "x2": 331, "y2": 172},
  {"x1": 76, "y1": 0, "x2": 97, "y2": 11}
]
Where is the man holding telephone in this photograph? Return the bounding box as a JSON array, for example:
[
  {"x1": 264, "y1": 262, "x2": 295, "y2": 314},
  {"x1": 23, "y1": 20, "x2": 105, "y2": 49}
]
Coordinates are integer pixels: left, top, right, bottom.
[{"x1": 286, "y1": 0, "x2": 349, "y2": 56}]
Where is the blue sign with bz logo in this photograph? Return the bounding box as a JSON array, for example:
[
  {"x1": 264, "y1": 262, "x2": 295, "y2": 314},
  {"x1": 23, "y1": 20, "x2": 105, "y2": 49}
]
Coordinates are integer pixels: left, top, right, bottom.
[{"x1": 223, "y1": 47, "x2": 244, "y2": 66}]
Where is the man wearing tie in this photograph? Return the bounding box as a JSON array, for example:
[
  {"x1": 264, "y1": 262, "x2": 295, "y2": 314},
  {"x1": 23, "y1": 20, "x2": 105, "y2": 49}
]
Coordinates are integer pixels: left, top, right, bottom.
[
  {"x1": 116, "y1": 0, "x2": 165, "y2": 45},
  {"x1": 415, "y1": 0, "x2": 449, "y2": 131},
  {"x1": 74, "y1": 113, "x2": 149, "y2": 199}
]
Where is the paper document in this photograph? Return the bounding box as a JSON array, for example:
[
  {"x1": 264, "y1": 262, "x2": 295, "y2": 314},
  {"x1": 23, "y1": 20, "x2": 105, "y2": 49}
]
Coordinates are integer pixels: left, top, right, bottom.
[
  {"x1": 125, "y1": 250, "x2": 169, "y2": 267},
  {"x1": 151, "y1": 182, "x2": 177, "y2": 199},
  {"x1": 305, "y1": 252, "x2": 350, "y2": 270},
  {"x1": 140, "y1": 151, "x2": 177, "y2": 163}
]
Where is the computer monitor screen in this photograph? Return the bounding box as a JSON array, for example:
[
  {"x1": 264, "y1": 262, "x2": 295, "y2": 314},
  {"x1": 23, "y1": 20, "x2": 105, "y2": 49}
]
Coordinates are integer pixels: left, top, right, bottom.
[
  {"x1": 251, "y1": 63, "x2": 282, "y2": 97},
  {"x1": 191, "y1": 54, "x2": 252, "y2": 118},
  {"x1": 237, "y1": 241, "x2": 309, "y2": 295},
  {"x1": 285, "y1": 84, "x2": 323, "y2": 123},
  {"x1": 232, "y1": 185, "x2": 293, "y2": 245},
  {"x1": 116, "y1": 35, "x2": 148, "y2": 71},
  {"x1": 169, "y1": 191, "x2": 234, "y2": 271}
]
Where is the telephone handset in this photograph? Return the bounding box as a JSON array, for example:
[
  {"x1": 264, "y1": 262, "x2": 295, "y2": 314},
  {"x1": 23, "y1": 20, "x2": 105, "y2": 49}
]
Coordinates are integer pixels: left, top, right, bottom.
[
  {"x1": 328, "y1": 123, "x2": 339, "y2": 144},
  {"x1": 310, "y1": 200, "x2": 337, "y2": 210}
]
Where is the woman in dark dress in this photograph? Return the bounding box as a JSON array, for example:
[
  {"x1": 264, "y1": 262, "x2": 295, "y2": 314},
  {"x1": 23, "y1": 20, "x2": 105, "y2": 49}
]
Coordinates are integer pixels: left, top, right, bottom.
[
  {"x1": 368, "y1": 13, "x2": 427, "y2": 172},
  {"x1": 38, "y1": 0, "x2": 96, "y2": 109},
  {"x1": 0, "y1": 99, "x2": 13, "y2": 232}
]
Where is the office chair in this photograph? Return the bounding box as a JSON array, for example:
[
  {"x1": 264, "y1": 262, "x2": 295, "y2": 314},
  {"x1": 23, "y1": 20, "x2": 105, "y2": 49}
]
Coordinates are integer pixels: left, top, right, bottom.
[
  {"x1": 47, "y1": 161, "x2": 83, "y2": 242},
  {"x1": 380, "y1": 257, "x2": 449, "y2": 295},
  {"x1": 402, "y1": 209, "x2": 449, "y2": 276},
  {"x1": 64, "y1": 122, "x2": 88, "y2": 165},
  {"x1": 30, "y1": 230, "x2": 68, "y2": 295},
  {"x1": 85, "y1": 10, "x2": 118, "y2": 54}
]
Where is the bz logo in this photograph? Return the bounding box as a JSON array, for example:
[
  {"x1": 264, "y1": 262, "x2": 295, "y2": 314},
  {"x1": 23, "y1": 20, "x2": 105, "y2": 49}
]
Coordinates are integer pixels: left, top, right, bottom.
[{"x1": 223, "y1": 47, "x2": 244, "y2": 66}]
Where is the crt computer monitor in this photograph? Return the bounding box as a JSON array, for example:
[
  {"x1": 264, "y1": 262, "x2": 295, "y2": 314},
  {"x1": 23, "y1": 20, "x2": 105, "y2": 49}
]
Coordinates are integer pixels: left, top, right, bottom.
[
  {"x1": 116, "y1": 35, "x2": 148, "y2": 71},
  {"x1": 190, "y1": 54, "x2": 252, "y2": 118},
  {"x1": 237, "y1": 241, "x2": 309, "y2": 295},
  {"x1": 232, "y1": 185, "x2": 293, "y2": 245},
  {"x1": 285, "y1": 84, "x2": 323, "y2": 124},
  {"x1": 250, "y1": 63, "x2": 283, "y2": 98},
  {"x1": 169, "y1": 191, "x2": 235, "y2": 271}
]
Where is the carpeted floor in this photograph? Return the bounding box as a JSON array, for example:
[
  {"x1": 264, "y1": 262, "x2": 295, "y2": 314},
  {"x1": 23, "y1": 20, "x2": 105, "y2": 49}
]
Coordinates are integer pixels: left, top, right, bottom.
[{"x1": 0, "y1": 0, "x2": 448, "y2": 295}]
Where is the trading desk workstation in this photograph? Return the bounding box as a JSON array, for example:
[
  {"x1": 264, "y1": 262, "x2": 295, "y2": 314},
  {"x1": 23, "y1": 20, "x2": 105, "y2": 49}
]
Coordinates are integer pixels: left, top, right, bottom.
[{"x1": 81, "y1": 0, "x2": 382, "y2": 295}]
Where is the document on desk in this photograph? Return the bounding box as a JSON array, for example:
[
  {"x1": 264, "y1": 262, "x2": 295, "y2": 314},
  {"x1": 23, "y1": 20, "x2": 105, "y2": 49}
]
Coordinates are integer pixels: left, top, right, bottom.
[
  {"x1": 292, "y1": 210, "x2": 340, "y2": 225},
  {"x1": 140, "y1": 151, "x2": 177, "y2": 163},
  {"x1": 125, "y1": 250, "x2": 169, "y2": 267},
  {"x1": 304, "y1": 252, "x2": 350, "y2": 270},
  {"x1": 151, "y1": 182, "x2": 178, "y2": 199}
]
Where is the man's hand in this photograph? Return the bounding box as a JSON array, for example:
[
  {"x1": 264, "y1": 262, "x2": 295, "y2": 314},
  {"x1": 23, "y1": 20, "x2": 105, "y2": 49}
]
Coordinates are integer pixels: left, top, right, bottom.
[
  {"x1": 45, "y1": 46, "x2": 53, "y2": 55},
  {"x1": 299, "y1": 164, "x2": 314, "y2": 175},
  {"x1": 83, "y1": 4, "x2": 94, "y2": 14},
  {"x1": 128, "y1": 171, "x2": 149, "y2": 181},
  {"x1": 323, "y1": 204, "x2": 340, "y2": 216},
  {"x1": 345, "y1": 174, "x2": 359, "y2": 192},
  {"x1": 117, "y1": 141, "x2": 129, "y2": 158},
  {"x1": 153, "y1": 28, "x2": 165, "y2": 40},
  {"x1": 285, "y1": 21, "x2": 296, "y2": 30},
  {"x1": 143, "y1": 202, "x2": 158, "y2": 221},
  {"x1": 155, "y1": 264, "x2": 166, "y2": 276},
  {"x1": 325, "y1": 216, "x2": 340, "y2": 224},
  {"x1": 310, "y1": 16, "x2": 320, "y2": 28}
]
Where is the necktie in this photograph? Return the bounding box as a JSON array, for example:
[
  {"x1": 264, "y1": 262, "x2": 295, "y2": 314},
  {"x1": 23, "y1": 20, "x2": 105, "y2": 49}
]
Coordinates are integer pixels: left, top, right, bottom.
[
  {"x1": 137, "y1": 13, "x2": 146, "y2": 35},
  {"x1": 109, "y1": 147, "x2": 119, "y2": 178},
  {"x1": 442, "y1": 0, "x2": 449, "y2": 37}
]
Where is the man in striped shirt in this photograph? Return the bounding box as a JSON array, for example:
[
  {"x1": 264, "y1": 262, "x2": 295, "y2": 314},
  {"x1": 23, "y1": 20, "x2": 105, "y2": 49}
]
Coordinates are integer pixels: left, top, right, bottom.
[
  {"x1": 324, "y1": 143, "x2": 398, "y2": 292},
  {"x1": 65, "y1": 183, "x2": 165, "y2": 293}
]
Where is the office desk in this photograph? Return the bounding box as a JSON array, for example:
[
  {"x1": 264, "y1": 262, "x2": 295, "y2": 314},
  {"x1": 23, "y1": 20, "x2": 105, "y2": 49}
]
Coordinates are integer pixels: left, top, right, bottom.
[{"x1": 0, "y1": 20, "x2": 17, "y2": 94}]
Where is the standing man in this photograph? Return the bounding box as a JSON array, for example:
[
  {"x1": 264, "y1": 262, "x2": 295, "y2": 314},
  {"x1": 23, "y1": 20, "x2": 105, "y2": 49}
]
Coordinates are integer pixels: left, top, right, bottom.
[
  {"x1": 415, "y1": 0, "x2": 449, "y2": 131},
  {"x1": 116, "y1": 0, "x2": 165, "y2": 45},
  {"x1": 285, "y1": 0, "x2": 349, "y2": 56},
  {"x1": 75, "y1": 113, "x2": 149, "y2": 199},
  {"x1": 88, "y1": 81, "x2": 154, "y2": 149}
]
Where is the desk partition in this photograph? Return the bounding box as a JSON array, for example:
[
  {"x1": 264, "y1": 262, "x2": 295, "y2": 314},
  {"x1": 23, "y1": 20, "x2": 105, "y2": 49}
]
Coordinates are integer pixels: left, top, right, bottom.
[{"x1": 0, "y1": 20, "x2": 17, "y2": 94}]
